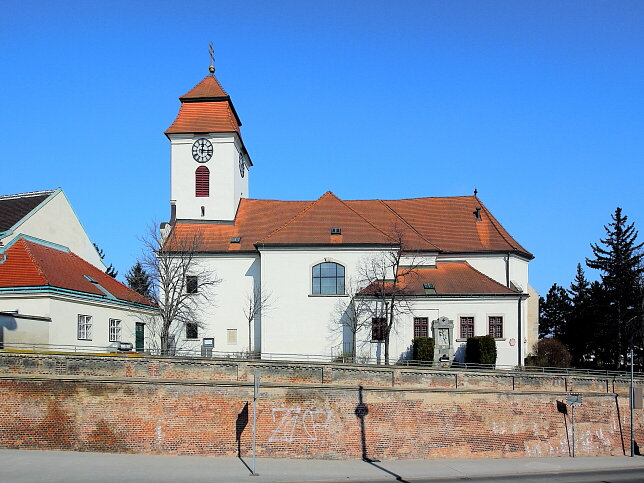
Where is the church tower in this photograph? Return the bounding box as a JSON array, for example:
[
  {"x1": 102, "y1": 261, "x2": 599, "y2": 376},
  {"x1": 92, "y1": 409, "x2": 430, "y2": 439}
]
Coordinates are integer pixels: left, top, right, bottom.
[{"x1": 165, "y1": 61, "x2": 251, "y2": 222}]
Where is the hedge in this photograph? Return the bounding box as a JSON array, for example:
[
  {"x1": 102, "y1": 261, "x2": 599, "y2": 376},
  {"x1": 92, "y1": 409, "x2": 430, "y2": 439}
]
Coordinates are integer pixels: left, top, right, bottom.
[
  {"x1": 412, "y1": 337, "x2": 435, "y2": 362},
  {"x1": 465, "y1": 335, "x2": 497, "y2": 365}
]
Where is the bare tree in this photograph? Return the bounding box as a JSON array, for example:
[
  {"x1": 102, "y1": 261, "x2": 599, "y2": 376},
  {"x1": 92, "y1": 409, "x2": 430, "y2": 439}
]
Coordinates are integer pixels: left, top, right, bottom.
[
  {"x1": 357, "y1": 227, "x2": 423, "y2": 364},
  {"x1": 330, "y1": 277, "x2": 371, "y2": 362},
  {"x1": 242, "y1": 285, "x2": 273, "y2": 357},
  {"x1": 140, "y1": 223, "x2": 220, "y2": 355}
]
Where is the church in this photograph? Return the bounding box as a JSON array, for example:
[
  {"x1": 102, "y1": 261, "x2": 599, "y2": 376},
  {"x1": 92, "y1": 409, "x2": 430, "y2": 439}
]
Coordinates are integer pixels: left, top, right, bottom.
[{"x1": 163, "y1": 62, "x2": 538, "y2": 367}]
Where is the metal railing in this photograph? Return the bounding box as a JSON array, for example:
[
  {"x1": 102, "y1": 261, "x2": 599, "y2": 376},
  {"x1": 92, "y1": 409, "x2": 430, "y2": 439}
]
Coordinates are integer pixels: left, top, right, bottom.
[{"x1": 1, "y1": 341, "x2": 641, "y2": 378}]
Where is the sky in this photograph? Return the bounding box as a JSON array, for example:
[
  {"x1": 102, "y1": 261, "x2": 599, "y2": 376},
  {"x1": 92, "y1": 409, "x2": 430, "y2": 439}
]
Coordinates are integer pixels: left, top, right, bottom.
[{"x1": 1, "y1": 0, "x2": 642, "y2": 297}]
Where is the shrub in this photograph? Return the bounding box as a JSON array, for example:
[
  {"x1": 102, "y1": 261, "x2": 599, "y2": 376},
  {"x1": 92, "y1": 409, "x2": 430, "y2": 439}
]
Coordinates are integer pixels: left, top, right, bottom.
[
  {"x1": 465, "y1": 335, "x2": 497, "y2": 365},
  {"x1": 526, "y1": 338, "x2": 572, "y2": 368},
  {"x1": 412, "y1": 337, "x2": 434, "y2": 362}
]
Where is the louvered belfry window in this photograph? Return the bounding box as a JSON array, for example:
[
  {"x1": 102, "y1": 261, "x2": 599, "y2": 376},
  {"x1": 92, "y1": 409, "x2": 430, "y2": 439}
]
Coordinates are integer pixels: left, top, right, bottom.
[{"x1": 195, "y1": 166, "x2": 210, "y2": 197}]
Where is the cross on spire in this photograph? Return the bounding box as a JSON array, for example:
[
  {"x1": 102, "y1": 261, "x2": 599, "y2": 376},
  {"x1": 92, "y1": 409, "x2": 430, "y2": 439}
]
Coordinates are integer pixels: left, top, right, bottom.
[{"x1": 208, "y1": 42, "x2": 215, "y2": 74}]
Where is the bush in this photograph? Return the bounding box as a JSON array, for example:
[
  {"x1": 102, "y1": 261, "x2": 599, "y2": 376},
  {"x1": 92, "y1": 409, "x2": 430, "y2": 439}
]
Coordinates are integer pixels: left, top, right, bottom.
[
  {"x1": 412, "y1": 337, "x2": 434, "y2": 361},
  {"x1": 465, "y1": 335, "x2": 497, "y2": 365},
  {"x1": 526, "y1": 338, "x2": 572, "y2": 368}
]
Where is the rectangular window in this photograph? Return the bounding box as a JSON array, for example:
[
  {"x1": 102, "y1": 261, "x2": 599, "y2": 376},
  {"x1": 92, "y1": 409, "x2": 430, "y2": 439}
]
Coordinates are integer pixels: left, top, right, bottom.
[
  {"x1": 413, "y1": 317, "x2": 428, "y2": 338},
  {"x1": 77, "y1": 315, "x2": 92, "y2": 340},
  {"x1": 371, "y1": 317, "x2": 386, "y2": 342},
  {"x1": 489, "y1": 316, "x2": 503, "y2": 339},
  {"x1": 460, "y1": 316, "x2": 474, "y2": 339},
  {"x1": 227, "y1": 329, "x2": 237, "y2": 345},
  {"x1": 186, "y1": 322, "x2": 198, "y2": 339},
  {"x1": 109, "y1": 319, "x2": 121, "y2": 342},
  {"x1": 186, "y1": 276, "x2": 198, "y2": 294}
]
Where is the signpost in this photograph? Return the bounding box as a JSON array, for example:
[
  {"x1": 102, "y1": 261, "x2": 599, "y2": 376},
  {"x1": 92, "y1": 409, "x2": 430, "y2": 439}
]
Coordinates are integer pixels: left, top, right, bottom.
[
  {"x1": 566, "y1": 393, "x2": 582, "y2": 458},
  {"x1": 251, "y1": 371, "x2": 259, "y2": 476}
]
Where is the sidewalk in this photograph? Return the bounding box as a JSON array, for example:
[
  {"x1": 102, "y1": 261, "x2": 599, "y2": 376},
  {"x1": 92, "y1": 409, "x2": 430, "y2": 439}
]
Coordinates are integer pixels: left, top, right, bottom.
[{"x1": 1, "y1": 449, "x2": 644, "y2": 482}]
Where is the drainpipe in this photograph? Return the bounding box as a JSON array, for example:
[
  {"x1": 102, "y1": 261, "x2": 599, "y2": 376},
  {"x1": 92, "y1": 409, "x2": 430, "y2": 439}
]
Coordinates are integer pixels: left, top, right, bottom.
[
  {"x1": 506, "y1": 252, "x2": 511, "y2": 288},
  {"x1": 517, "y1": 296, "x2": 522, "y2": 367}
]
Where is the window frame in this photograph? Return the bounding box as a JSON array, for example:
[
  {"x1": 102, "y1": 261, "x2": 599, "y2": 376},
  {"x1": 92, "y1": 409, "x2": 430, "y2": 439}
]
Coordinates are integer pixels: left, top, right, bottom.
[
  {"x1": 186, "y1": 275, "x2": 198, "y2": 294},
  {"x1": 186, "y1": 322, "x2": 199, "y2": 340},
  {"x1": 311, "y1": 261, "x2": 345, "y2": 296},
  {"x1": 488, "y1": 315, "x2": 503, "y2": 339},
  {"x1": 371, "y1": 317, "x2": 386, "y2": 342},
  {"x1": 109, "y1": 318, "x2": 121, "y2": 342},
  {"x1": 195, "y1": 166, "x2": 210, "y2": 197},
  {"x1": 77, "y1": 314, "x2": 92, "y2": 341},
  {"x1": 460, "y1": 316, "x2": 475, "y2": 339},
  {"x1": 413, "y1": 317, "x2": 429, "y2": 338}
]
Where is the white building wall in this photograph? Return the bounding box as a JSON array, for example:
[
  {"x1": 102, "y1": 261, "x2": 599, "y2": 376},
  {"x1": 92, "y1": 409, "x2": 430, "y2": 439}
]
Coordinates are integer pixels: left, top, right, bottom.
[
  {"x1": 438, "y1": 253, "x2": 529, "y2": 291},
  {"x1": 177, "y1": 254, "x2": 259, "y2": 354},
  {"x1": 169, "y1": 133, "x2": 248, "y2": 221},
  {"x1": 355, "y1": 296, "x2": 523, "y2": 367},
  {"x1": 1, "y1": 190, "x2": 105, "y2": 270},
  {"x1": 259, "y1": 248, "x2": 382, "y2": 357},
  {"x1": 0, "y1": 293, "x2": 154, "y2": 350}
]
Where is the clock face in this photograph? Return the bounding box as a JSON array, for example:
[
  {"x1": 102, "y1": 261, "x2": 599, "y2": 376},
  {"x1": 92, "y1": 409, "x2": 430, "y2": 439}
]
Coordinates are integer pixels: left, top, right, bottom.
[
  {"x1": 192, "y1": 138, "x2": 213, "y2": 163},
  {"x1": 239, "y1": 153, "x2": 245, "y2": 177}
]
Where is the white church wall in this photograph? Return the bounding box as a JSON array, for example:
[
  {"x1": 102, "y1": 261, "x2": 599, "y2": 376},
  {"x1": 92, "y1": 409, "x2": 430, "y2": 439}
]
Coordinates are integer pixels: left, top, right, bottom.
[
  {"x1": 2, "y1": 190, "x2": 105, "y2": 270},
  {"x1": 177, "y1": 254, "x2": 260, "y2": 354},
  {"x1": 0, "y1": 296, "x2": 52, "y2": 345},
  {"x1": 259, "y1": 247, "x2": 383, "y2": 357},
  {"x1": 353, "y1": 296, "x2": 523, "y2": 367},
  {"x1": 437, "y1": 253, "x2": 529, "y2": 292}
]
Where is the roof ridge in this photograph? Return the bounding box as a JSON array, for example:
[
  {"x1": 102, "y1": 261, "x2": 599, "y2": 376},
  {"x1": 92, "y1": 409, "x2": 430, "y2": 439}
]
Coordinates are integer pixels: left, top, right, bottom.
[
  {"x1": 457, "y1": 261, "x2": 519, "y2": 293},
  {"x1": 0, "y1": 189, "x2": 56, "y2": 200},
  {"x1": 327, "y1": 193, "x2": 394, "y2": 241},
  {"x1": 475, "y1": 199, "x2": 519, "y2": 251},
  {"x1": 18, "y1": 238, "x2": 49, "y2": 285},
  {"x1": 378, "y1": 200, "x2": 441, "y2": 251}
]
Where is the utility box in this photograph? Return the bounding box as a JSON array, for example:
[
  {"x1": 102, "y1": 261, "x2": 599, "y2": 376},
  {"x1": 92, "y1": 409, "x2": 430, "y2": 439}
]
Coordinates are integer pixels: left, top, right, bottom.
[{"x1": 201, "y1": 337, "x2": 214, "y2": 357}]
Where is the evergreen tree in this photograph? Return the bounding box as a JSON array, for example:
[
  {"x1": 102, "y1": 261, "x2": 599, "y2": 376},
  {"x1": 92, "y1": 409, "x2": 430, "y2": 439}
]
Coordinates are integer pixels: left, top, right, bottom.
[
  {"x1": 93, "y1": 242, "x2": 118, "y2": 278},
  {"x1": 586, "y1": 207, "x2": 643, "y2": 368},
  {"x1": 566, "y1": 264, "x2": 592, "y2": 366},
  {"x1": 125, "y1": 262, "x2": 152, "y2": 299},
  {"x1": 538, "y1": 283, "x2": 571, "y2": 340}
]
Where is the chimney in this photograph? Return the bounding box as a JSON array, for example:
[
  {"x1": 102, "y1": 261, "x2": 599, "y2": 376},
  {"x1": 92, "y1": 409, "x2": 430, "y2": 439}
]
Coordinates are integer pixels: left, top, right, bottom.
[{"x1": 473, "y1": 207, "x2": 482, "y2": 222}]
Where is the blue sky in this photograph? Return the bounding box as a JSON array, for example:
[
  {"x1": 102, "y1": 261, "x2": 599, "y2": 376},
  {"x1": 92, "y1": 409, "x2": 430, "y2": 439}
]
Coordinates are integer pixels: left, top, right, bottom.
[{"x1": 1, "y1": 1, "x2": 642, "y2": 296}]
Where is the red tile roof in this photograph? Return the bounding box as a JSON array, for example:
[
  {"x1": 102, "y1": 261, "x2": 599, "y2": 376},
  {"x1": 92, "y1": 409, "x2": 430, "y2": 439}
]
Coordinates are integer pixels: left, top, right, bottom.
[
  {"x1": 0, "y1": 237, "x2": 155, "y2": 307},
  {"x1": 169, "y1": 193, "x2": 531, "y2": 258},
  {"x1": 165, "y1": 74, "x2": 242, "y2": 135},
  {"x1": 360, "y1": 262, "x2": 519, "y2": 296}
]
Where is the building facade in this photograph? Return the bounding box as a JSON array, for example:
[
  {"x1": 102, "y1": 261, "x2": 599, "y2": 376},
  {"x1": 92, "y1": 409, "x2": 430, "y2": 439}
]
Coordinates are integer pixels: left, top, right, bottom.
[{"x1": 163, "y1": 68, "x2": 536, "y2": 366}]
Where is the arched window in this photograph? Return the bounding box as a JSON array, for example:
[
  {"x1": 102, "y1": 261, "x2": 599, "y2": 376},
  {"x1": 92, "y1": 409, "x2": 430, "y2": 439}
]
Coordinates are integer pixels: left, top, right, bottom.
[
  {"x1": 312, "y1": 262, "x2": 345, "y2": 295},
  {"x1": 195, "y1": 166, "x2": 209, "y2": 197}
]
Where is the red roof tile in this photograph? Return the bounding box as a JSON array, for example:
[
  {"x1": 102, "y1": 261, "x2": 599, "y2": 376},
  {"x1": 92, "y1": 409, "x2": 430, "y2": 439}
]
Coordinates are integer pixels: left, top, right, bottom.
[
  {"x1": 180, "y1": 74, "x2": 229, "y2": 99},
  {"x1": 0, "y1": 238, "x2": 155, "y2": 307},
  {"x1": 167, "y1": 192, "x2": 530, "y2": 257},
  {"x1": 165, "y1": 101, "x2": 240, "y2": 135},
  {"x1": 361, "y1": 262, "x2": 519, "y2": 296}
]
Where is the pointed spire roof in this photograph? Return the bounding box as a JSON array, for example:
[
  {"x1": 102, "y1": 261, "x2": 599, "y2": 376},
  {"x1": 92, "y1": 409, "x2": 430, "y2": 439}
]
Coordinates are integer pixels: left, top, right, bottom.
[{"x1": 165, "y1": 72, "x2": 243, "y2": 136}]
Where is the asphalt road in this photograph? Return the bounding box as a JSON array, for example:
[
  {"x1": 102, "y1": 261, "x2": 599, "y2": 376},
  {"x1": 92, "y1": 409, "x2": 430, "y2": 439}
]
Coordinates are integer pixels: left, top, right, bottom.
[{"x1": 1, "y1": 449, "x2": 644, "y2": 483}]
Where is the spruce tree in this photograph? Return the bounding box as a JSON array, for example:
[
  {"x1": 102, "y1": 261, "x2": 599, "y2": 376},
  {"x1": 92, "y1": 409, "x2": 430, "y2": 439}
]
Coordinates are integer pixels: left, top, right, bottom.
[
  {"x1": 586, "y1": 207, "x2": 643, "y2": 368},
  {"x1": 538, "y1": 283, "x2": 571, "y2": 340},
  {"x1": 567, "y1": 264, "x2": 592, "y2": 366},
  {"x1": 125, "y1": 262, "x2": 152, "y2": 299}
]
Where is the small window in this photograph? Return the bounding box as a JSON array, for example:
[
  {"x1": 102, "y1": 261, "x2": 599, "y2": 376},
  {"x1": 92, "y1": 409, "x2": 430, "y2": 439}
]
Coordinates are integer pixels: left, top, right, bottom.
[
  {"x1": 195, "y1": 166, "x2": 210, "y2": 197},
  {"x1": 186, "y1": 276, "x2": 198, "y2": 294},
  {"x1": 78, "y1": 315, "x2": 92, "y2": 340},
  {"x1": 109, "y1": 319, "x2": 121, "y2": 342},
  {"x1": 371, "y1": 317, "x2": 386, "y2": 342},
  {"x1": 460, "y1": 317, "x2": 474, "y2": 339},
  {"x1": 488, "y1": 316, "x2": 503, "y2": 339},
  {"x1": 186, "y1": 323, "x2": 198, "y2": 340},
  {"x1": 227, "y1": 329, "x2": 237, "y2": 345},
  {"x1": 312, "y1": 262, "x2": 345, "y2": 295},
  {"x1": 413, "y1": 317, "x2": 428, "y2": 338}
]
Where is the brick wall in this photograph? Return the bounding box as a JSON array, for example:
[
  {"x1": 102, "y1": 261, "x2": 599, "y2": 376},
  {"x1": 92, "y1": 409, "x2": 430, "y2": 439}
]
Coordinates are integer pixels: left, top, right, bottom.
[{"x1": 0, "y1": 352, "x2": 641, "y2": 459}]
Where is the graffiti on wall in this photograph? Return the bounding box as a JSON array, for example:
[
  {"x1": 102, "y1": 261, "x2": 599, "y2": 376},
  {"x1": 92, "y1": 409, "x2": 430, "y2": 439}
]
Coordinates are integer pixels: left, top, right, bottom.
[{"x1": 268, "y1": 406, "x2": 333, "y2": 442}]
